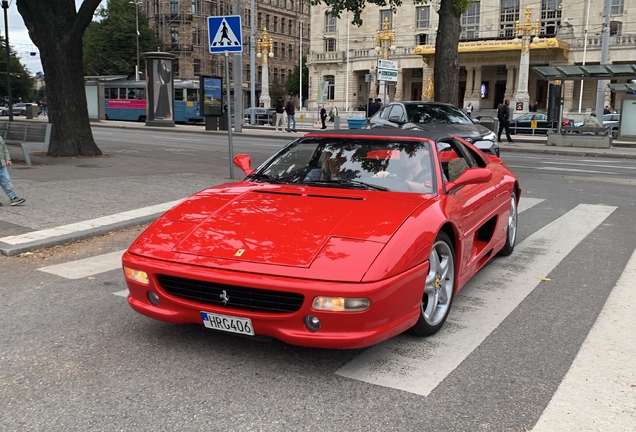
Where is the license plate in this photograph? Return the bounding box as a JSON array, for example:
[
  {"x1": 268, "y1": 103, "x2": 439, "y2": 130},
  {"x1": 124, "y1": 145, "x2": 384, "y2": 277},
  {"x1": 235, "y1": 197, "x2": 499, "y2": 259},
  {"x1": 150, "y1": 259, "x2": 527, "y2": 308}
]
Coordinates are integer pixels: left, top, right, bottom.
[{"x1": 200, "y1": 312, "x2": 254, "y2": 336}]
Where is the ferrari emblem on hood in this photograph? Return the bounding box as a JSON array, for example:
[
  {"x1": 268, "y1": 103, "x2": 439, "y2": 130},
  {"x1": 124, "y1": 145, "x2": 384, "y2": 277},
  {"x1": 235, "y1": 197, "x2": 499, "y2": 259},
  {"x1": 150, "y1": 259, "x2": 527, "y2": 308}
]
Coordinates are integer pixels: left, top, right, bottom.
[{"x1": 235, "y1": 249, "x2": 245, "y2": 257}]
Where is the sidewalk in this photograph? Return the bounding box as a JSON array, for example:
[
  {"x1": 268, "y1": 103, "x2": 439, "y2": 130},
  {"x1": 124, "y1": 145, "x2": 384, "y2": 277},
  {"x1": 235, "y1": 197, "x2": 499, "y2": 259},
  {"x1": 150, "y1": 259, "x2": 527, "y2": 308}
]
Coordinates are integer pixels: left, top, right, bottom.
[{"x1": 1, "y1": 117, "x2": 636, "y2": 256}]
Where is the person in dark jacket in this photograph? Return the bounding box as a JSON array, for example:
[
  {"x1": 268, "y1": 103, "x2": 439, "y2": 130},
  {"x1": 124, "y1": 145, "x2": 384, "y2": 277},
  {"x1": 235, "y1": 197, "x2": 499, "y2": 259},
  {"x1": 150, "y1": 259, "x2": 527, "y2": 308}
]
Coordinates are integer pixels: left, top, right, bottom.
[
  {"x1": 274, "y1": 97, "x2": 285, "y2": 132},
  {"x1": 285, "y1": 98, "x2": 296, "y2": 132},
  {"x1": 497, "y1": 99, "x2": 514, "y2": 142},
  {"x1": 320, "y1": 106, "x2": 327, "y2": 129}
]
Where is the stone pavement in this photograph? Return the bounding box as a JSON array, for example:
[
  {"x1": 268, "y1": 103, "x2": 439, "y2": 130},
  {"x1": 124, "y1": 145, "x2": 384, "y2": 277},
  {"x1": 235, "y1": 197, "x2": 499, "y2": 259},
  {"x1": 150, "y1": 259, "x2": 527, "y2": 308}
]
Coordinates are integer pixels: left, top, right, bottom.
[{"x1": 1, "y1": 117, "x2": 635, "y2": 256}]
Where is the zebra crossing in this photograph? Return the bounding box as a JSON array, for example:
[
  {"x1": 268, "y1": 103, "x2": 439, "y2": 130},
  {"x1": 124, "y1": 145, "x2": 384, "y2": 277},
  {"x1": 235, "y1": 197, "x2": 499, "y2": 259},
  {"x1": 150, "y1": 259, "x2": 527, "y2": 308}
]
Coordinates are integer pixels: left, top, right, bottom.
[{"x1": 34, "y1": 196, "x2": 636, "y2": 429}]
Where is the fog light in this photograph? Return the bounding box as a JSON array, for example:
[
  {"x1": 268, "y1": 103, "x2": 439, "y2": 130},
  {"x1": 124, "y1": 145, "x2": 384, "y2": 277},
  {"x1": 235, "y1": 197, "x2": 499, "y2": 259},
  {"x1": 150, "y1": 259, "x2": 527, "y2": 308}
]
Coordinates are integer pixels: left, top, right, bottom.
[
  {"x1": 147, "y1": 291, "x2": 160, "y2": 305},
  {"x1": 312, "y1": 296, "x2": 371, "y2": 312},
  {"x1": 304, "y1": 315, "x2": 321, "y2": 332},
  {"x1": 123, "y1": 266, "x2": 149, "y2": 285}
]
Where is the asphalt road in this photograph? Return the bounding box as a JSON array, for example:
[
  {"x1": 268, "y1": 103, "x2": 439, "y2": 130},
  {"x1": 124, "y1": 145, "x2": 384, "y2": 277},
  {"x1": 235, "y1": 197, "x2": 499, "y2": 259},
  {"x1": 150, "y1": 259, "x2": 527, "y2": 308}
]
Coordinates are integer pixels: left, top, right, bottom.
[{"x1": 2, "y1": 133, "x2": 635, "y2": 431}]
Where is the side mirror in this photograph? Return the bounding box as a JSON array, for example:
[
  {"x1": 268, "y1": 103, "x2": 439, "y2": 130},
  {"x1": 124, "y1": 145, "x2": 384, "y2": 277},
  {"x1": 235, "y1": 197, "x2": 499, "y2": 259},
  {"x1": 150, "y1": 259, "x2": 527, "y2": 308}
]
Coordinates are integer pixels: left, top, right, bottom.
[
  {"x1": 233, "y1": 154, "x2": 255, "y2": 176},
  {"x1": 388, "y1": 115, "x2": 404, "y2": 125},
  {"x1": 446, "y1": 168, "x2": 492, "y2": 191}
]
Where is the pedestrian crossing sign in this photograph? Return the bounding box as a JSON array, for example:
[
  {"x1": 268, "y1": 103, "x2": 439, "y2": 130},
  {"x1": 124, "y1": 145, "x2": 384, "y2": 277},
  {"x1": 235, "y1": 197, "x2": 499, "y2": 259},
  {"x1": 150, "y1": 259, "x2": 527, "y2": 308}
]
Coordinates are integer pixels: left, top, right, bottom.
[{"x1": 208, "y1": 15, "x2": 243, "y2": 54}]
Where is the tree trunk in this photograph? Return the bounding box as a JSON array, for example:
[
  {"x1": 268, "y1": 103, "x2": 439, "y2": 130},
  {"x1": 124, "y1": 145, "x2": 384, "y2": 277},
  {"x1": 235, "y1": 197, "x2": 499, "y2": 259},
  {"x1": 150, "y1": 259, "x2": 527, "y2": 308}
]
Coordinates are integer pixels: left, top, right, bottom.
[
  {"x1": 434, "y1": 0, "x2": 462, "y2": 105},
  {"x1": 17, "y1": 0, "x2": 103, "y2": 157}
]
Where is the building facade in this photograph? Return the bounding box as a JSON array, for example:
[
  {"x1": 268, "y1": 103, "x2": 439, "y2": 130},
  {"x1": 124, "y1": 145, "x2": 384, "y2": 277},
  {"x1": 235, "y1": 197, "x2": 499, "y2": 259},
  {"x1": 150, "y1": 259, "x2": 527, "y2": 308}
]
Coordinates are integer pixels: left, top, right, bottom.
[
  {"x1": 307, "y1": 0, "x2": 635, "y2": 116},
  {"x1": 142, "y1": 0, "x2": 311, "y2": 107}
]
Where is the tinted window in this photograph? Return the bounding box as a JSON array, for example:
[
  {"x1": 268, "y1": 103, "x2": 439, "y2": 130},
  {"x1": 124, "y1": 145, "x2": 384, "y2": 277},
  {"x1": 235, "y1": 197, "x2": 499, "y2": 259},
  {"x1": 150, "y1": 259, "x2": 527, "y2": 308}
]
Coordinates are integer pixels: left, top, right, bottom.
[
  {"x1": 388, "y1": 105, "x2": 405, "y2": 122},
  {"x1": 405, "y1": 103, "x2": 473, "y2": 125}
]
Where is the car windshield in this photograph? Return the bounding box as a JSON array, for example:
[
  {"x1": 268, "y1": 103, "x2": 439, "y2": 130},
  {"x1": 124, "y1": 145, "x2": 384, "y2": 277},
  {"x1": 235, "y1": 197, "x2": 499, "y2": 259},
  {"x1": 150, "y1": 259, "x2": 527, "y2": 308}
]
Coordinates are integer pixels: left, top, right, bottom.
[
  {"x1": 405, "y1": 104, "x2": 473, "y2": 125},
  {"x1": 250, "y1": 137, "x2": 437, "y2": 194}
]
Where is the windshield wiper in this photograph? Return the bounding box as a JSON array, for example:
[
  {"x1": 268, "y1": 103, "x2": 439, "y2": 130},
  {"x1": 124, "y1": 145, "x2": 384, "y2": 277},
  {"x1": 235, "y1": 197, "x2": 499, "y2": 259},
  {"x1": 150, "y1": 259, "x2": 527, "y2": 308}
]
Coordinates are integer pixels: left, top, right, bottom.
[
  {"x1": 305, "y1": 180, "x2": 389, "y2": 191},
  {"x1": 247, "y1": 173, "x2": 286, "y2": 184}
]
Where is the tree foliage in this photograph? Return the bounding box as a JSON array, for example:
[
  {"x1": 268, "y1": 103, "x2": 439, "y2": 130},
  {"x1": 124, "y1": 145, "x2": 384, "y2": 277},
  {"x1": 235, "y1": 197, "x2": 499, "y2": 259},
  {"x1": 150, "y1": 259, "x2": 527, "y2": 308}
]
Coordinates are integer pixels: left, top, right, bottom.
[
  {"x1": 311, "y1": 0, "x2": 473, "y2": 105},
  {"x1": 83, "y1": 0, "x2": 163, "y2": 77},
  {"x1": 0, "y1": 36, "x2": 35, "y2": 102},
  {"x1": 17, "y1": 0, "x2": 103, "y2": 157},
  {"x1": 285, "y1": 57, "x2": 309, "y2": 102}
]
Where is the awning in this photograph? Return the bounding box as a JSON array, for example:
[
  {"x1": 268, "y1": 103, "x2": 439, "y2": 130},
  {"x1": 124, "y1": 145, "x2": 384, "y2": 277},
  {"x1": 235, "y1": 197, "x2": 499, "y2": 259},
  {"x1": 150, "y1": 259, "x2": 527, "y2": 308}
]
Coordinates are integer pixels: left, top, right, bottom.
[
  {"x1": 608, "y1": 83, "x2": 636, "y2": 93},
  {"x1": 532, "y1": 64, "x2": 636, "y2": 80}
]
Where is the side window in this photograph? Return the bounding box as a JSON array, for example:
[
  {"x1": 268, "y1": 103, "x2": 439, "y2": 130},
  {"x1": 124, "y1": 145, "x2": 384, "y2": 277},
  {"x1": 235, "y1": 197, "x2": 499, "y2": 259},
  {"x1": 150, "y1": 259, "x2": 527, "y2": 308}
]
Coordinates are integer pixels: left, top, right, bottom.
[
  {"x1": 119, "y1": 88, "x2": 127, "y2": 99},
  {"x1": 379, "y1": 106, "x2": 391, "y2": 119},
  {"x1": 174, "y1": 89, "x2": 184, "y2": 101},
  {"x1": 388, "y1": 105, "x2": 405, "y2": 122},
  {"x1": 187, "y1": 89, "x2": 198, "y2": 101}
]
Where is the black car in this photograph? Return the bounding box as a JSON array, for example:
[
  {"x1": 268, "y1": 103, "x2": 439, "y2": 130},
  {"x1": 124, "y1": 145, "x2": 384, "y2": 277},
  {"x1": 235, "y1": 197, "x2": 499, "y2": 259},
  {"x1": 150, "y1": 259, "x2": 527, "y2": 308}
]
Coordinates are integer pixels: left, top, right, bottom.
[
  {"x1": 508, "y1": 113, "x2": 573, "y2": 135},
  {"x1": 244, "y1": 107, "x2": 276, "y2": 126},
  {"x1": 368, "y1": 101, "x2": 500, "y2": 156}
]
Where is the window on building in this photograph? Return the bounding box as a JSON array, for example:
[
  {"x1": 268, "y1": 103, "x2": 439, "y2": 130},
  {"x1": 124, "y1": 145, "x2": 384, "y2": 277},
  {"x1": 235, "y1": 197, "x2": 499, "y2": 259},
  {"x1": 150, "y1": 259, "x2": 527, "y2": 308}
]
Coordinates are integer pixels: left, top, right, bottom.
[
  {"x1": 171, "y1": 26, "x2": 179, "y2": 43},
  {"x1": 379, "y1": 9, "x2": 393, "y2": 29},
  {"x1": 416, "y1": 6, "x2": 430, "y2": 29},
  {"x1": 499, "y1": 0, "x2": 519, "y2": 38},
  {"x1": 324, "y1": 38, "x2": 336, "y2": 52},
  {"x1": 281, "y1": 70, "x2": 286, "y2": 84},
  {"x1": 289, "y1": 20, "x2": 294, "y2": 36},
  {"x1": 274, "y1": 17, "x2": 278, "y2": 32},
  {"x1": 192, "y1": 26, "x2": 202, "y2": 45},
  {"x1": 281, "y1": 43, "x2": 286, "y2": 59},
  {"x1": 540, "y1": 0, "x2": 562, "y2": 36},
  {"x1": 258, "y1": 13, "x2": 262, "y2": 29},
  {"x1": 273, "y1": 42, "x2": 279, "y2": 57},
  {"x1": 153, "y1": 0, "x2": 159, "y2": 14},
  {"x1": 416, "y1": 34, "x2": 428, "y2": 45},
  {"x1": 193, "y1": 59, "x2": 201, "y2": 75},
  {"x1": 610, "y1": 21, "x2": 622, "y2": 36},
  {"x1": 281, "y1": 18, "x2": 286, "y2": 34},
  {"x1": 611, "y1": 0, "x2": 624, "y2": 15},
  {"x1": 289, "y1": 0, "x2": 293, "y2": 11},
  {"x1": 173, "y1": 60, "x2": 180, "y2": 77},
  {"x1": 324, "y1": 75, "x2": 335, "y2": 100},
  {"x1": 266, "y1": 14, "x2": 270, "y2": 30},
  {"x1": 288, "y1": 45, "x2": 293, "y2": 61},
  {"x1": 461, "y1": 1, "x2": 480, "y2": 39},
  {"x1": 191, "y1": 0, "x2": 200, "y2": 15},
  {"x1": 325, "y1": 12, "x2": 336, "y2": 33},
  {"x1": 170, "y1": 0, "x2": 178, "y2": 14},
  {"x1": 273, "y1": 68, "x2": 279, "y2": 83}
]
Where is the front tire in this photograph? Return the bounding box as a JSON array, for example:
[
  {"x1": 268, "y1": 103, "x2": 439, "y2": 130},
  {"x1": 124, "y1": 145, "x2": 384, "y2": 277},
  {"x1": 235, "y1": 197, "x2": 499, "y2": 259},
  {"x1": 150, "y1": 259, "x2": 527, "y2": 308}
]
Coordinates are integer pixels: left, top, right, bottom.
[
  {"x1": 410, "y1": 231, "x2": 456, "y2": 337},
  {"x1": 498, "y1": 191, "x2": 518, "y2": 256}
]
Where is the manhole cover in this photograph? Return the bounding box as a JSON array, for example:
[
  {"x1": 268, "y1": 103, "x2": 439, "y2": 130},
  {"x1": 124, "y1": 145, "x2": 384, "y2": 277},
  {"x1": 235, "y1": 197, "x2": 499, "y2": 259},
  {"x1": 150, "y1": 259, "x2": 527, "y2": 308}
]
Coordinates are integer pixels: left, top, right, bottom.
[{"x1": 75, "y1": 164, "x2": 112, "y2": 168}]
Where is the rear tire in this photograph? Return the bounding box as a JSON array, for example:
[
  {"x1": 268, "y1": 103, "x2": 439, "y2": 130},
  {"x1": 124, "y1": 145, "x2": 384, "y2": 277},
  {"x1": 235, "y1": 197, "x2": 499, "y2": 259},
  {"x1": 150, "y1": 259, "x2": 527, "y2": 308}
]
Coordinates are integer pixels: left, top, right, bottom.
[{"x1": 410, "y1": 231, "x2": 455, "y2": 337}]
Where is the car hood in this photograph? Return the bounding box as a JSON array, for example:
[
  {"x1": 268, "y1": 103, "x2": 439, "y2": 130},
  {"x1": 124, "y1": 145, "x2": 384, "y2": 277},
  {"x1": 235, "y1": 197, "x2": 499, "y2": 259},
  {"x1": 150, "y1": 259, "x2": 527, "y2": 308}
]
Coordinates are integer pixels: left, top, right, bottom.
[
  {"x1": 406, "y1": 123, "x2": 492, "y2": 141},
  {"x1": 129, "y1": 183, "x2": 431, "y2": 279}
]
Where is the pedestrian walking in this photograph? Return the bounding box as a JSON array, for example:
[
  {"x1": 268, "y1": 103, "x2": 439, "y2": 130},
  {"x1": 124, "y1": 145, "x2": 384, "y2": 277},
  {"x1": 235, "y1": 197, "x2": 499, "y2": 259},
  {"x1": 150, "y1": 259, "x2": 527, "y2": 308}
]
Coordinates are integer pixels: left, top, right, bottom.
[
  {"x1": 497, "y1": 99, "x2": 514, "y2": 143},
  {"x1": 466, "y1": 102, "x2": 473, "y2": 118},
  {"x1": 320, "y1": 106, "x2": 327, "y2": 129},
  {"x1": 274, "y1": 97, "x2": 285, "y2": 132},
  {"x1": 285, "y1": 98, "x2": 297, "y2": 132},
  {"x1": 0, "y1": 136, "x2": 26, "y2": 206}
]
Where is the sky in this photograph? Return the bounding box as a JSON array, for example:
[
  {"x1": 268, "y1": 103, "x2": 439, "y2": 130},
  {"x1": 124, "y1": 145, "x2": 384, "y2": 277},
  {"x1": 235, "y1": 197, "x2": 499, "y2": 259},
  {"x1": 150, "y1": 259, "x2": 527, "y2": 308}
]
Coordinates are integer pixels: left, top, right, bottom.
[{"x1": 2, "y1": 0, "x2": 105, "y2": 75}]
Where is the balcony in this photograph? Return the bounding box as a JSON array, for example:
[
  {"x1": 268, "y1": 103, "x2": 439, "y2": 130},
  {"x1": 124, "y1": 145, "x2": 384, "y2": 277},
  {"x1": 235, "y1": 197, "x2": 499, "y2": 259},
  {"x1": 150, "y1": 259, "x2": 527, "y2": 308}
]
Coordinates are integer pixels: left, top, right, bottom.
[
  {"x1": 308, "y1": 51, "x2": 346, "y2": 63},
  {"x1": 166, "y1": 44, "x2": 194, "y2": 52},
  {"x1": 562, "y1": 33, "x2": 636, "y2": 49},
  {"x1": 154, "y1": 13, "x2": 193, "y2": 22}
]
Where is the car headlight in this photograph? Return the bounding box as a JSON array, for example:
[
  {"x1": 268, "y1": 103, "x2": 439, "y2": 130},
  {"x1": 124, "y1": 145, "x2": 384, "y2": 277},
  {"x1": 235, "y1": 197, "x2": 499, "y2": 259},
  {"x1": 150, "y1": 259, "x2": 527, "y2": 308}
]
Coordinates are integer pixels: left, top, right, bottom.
[
  {"x1": 482, "y1": 131, "x2": 497, "y2": 142},
  {"x1": 312, "y1": 296, "x2": 371, "y2": 312},
  {"x1": 123, "y1": 266, "x2": 149, "y2": 285}
]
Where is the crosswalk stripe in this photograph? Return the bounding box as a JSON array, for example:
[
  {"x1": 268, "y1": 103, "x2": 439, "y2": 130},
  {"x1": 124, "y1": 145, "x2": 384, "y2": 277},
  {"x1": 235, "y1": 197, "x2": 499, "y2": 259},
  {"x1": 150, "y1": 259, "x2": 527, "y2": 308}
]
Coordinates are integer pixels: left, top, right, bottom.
[
  {"x1": 38, "y1": 250, "x2": 125, "y2": 279},
  {"x1": 531, "y1": 246, "x2": 636, "y2": 431},
  {"x1": 517, "y1": 197, "x2": 543, "y2": 213},
  {"x1": 113, "y1": 289, "x2": 129, "y2": 297},
  {"x1": 335, "y1": 203, "x2": 617, "y2": 396}
]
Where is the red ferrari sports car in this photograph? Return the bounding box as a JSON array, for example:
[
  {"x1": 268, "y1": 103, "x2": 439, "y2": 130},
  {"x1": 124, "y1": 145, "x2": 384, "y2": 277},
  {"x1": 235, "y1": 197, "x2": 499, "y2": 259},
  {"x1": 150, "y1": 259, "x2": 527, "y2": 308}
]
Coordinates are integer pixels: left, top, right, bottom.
[{"x1": 123, "y1": 129, "x2": 520, "y2": 349}]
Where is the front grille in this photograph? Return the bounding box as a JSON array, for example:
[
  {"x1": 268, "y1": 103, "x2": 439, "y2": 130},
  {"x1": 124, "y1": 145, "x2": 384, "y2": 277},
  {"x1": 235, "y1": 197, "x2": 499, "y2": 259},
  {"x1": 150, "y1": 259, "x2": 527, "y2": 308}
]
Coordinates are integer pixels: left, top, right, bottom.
[{"x1": 157, "y1": 274, "x2": 304, "y2": 313}]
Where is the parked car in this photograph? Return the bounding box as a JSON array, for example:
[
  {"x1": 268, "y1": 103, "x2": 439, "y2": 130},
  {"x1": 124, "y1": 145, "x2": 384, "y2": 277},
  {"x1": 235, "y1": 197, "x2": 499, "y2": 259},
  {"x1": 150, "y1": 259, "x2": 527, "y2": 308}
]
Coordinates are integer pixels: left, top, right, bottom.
[
  {"x1": 11, "y1": 102, "x2": 41, "y2": 116},
  {"x1": 123, "y1": 129, "x2": 520, "y2": 349},
  {"x1": 367, "y1": 101, "x2": 500, "y2": 156},
  {"x1": 244, "y1": 107, "x2": 275, "y2": 126},
  {"x1": 0, "y1": 107, "x2": 8, "y2": 116},
  {"x1": 508, "y1": 113, "x2": 573, "y2": 135}
]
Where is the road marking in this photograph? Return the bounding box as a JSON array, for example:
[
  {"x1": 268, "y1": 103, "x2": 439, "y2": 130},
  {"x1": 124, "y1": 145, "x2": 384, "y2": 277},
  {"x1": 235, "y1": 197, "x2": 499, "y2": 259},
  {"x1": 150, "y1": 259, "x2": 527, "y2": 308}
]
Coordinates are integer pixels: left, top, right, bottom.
[
  {"x1": 113, "y1": 289, "x2": 129, "y2": 297},
  {"x1": 336, "y1": 203, "x2": 616, "y2": 396},
  {"x1": 532, "y1": 247, "x2": 636, "y2": 431},
  {"x1": 540, "y1": 161, "x2": 636, "y2": 171},
  {"x1": 0, "y1": 200, "x2": 181, "y2": 246},
  {"x1": 38, "y1": 250, "x2": 125, "y2": 280},
  {"x1": 517, "y1": 197, "x2": 543, "y2": 213},
  {"x1": 152, "y1": 136, "x2": 202, "y2": 142},
  {"x1": 506, "y1": 165, "x2": 615, "y2": 175}
]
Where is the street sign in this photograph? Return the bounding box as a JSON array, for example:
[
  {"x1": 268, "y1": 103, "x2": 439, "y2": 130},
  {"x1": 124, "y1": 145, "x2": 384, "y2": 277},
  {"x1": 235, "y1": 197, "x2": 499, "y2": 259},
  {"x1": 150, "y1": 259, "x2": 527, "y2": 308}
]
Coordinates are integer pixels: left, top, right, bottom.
[
  {"x1": 377, "y1": 59, "x2": 398, "y2": 70},
  {"x1": 208, "y1": 16, "x2": 243, "y2": 54},
  {"x1": 317, "y1": 81, "x2": 328, "y2": 104},
  {"x1": 365, "y1": 73, "x2": 374, "y2": 83},
  {"x1": 377, "y1": 69, "x2": 398, "y2": 82}
]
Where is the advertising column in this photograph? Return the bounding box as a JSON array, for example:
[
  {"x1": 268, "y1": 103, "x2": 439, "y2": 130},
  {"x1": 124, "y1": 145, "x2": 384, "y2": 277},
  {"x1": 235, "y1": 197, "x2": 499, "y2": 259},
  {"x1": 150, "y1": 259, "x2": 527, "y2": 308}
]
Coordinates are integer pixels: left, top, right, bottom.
[{"x1": 142, "y1": 52, "x2": 177, "y2": 127}]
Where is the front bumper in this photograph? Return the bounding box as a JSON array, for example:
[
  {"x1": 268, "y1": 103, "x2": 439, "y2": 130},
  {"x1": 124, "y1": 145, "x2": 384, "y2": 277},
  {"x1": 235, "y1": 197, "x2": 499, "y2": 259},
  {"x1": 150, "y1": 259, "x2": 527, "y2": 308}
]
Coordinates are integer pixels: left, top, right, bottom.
[{"x1": 123, "y1": 252, "x2": 429, "y2": 349}]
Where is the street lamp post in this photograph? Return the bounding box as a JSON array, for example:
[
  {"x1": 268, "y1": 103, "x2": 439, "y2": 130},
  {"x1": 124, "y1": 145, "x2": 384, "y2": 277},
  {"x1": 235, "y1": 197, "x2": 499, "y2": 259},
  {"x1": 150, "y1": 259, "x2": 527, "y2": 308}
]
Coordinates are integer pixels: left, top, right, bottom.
[
  {"x1": 375, "y1": 17, "x2": 396, "y2": 103},
  {"x1": 2, "y1": 0, "x2": 13, "y2": 121},
  {"x1": 256, "y1": 28, "x2": 274, "y2": 108},
  {"x1": 512, "y1": 6, "x2": 540, "y2": 113},
  {"x1": 130, "y1": 1, "x2": 141, "y2": 81}
]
